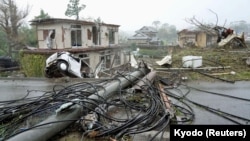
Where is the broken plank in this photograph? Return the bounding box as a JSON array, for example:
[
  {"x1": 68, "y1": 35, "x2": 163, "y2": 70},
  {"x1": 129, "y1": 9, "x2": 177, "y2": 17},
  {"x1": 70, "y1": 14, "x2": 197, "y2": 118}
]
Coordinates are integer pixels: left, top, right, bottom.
[{"x1": 156, "y1": 66, "x2": 231, "y2": 71}]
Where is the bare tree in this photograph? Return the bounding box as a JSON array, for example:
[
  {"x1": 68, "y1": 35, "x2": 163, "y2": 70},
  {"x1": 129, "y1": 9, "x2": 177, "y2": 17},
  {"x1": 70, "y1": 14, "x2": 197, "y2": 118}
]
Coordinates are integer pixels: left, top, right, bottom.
[
  {"x1": 0, "y1": 0, "x2": 29, "y2": 57},
  {"x1": 185, "y1": 10, "x2": 227, "y2": 33}
]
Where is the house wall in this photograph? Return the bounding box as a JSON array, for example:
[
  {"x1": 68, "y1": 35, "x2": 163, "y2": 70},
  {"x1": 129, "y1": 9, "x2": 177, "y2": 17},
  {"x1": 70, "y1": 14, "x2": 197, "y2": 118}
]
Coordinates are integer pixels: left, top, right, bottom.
[
  {"x1": 36, "y1": 24, "x2": 64, "y2": 49},
  {"x1": 88, "y1": 52, "x2": 100, "y2": 70},
  {"x1": 121, "y1": 51, "x2": 130, "y2": 66},
  {"x1": 36, "y1": 23, "x2": 119, "y2": 49},
  {"x1": 207, "y1": 35, "x2": 218, "y2": 47},
  {"x1": 80, "y1": 49, "x2": 127, "y2": 71},
  {"x1": 196, "y1": 32, "x2": 217, "y2": 47},
  {"x1": 100, "y1": 26, "x2": 108, "y2": 46},
  {"x1": 62, "y1": 24, "x2": 71, "y2": 48},
  {"x1": 57, "y1": 23, "x2": 95, "y2": 48},
  {"x1": 178, "y1": 32, "x2": 196, "y2": 47},
  {"x1": 144, "y1": 32, "x2": 156, "y2": 38},
  {"x1": 178, "y1": 31, "x2": 217, "y2": 48},
  {"x1": 196, "y1": 32, "x2": 207, "y2": 47}
]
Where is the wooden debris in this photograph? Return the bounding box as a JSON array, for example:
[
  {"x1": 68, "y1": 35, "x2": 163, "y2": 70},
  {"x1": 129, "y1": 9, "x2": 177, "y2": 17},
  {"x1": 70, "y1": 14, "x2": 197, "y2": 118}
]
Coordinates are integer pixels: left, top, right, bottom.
[{"x1": 156, "y1": 66, "x2": 231, "y2": 71}]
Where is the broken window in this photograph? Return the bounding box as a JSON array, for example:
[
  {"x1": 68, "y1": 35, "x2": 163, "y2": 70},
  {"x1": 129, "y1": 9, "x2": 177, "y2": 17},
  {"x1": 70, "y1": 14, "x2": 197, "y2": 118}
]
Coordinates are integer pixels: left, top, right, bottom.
[
  {"x1": 105, "y1": 55, "x2": 111, "y2": 68},
  {"x1": 96, "y1": 51, "x2": 115, "y2": 72},
  {"x1": 71, "y1": 25, "x2": 82, "y2": 47},
  {"x1": 206, "y1": 34, "x2": 212, "y2": 46},
  {"x1": 40, "y1": 29, "x2": 55, "y2": 40},
  {"x1": 109, "y1": 30, "x2": 115, "y2": 44},
  {"x1": 114, "y1": 52, "x2": 121, "y2": 66},
  {"x1": 87, "y1": 29, "x2": 92, "y2": 40},
  {"x1": 100, "y1": 56, "x2": 106, "y2": 69},
  {"x1": 43, "y1": 30, "x2": 49, "y2": 40},
  {"x1": 99, "y1": 52, "x2": 111, "y2": 69},
  {"x1": 92, "y1": 26, "x2": 98, "y2": 45},
  {"x1": 45, "y1": 29, "x2": 55, "y2": 49}
]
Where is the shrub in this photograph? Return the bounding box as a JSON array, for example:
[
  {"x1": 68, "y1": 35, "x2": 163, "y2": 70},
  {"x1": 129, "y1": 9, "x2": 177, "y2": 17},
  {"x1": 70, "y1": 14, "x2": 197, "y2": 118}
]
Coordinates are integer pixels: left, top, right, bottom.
[{"x1": 20, "y1": 53, "x2": 46, "y2": 77}]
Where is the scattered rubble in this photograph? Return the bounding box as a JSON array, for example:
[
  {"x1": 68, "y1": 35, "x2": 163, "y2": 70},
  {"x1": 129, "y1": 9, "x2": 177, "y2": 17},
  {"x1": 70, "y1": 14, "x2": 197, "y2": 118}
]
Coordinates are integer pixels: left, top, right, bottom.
[
  {"x1": 214, "y1": 26, "x2": 247, "y2": 48},
  {"x1": 182, "y1": 55, "x2": 202, "y2": 68},
  {"x1": 156, "y1": 55, "x2": 172, "y2": 66}
]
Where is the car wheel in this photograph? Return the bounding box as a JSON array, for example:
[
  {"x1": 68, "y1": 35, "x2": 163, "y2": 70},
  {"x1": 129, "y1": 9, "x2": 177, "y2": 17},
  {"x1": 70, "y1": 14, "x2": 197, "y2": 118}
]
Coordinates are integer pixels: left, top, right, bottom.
[{"x1": 57, "y1": 61, "x2": 68, "y2": 72}]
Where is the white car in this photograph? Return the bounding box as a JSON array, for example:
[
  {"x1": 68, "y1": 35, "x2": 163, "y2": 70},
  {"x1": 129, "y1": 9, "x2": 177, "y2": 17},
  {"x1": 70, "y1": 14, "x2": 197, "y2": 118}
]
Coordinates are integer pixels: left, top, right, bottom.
[{"x1": 45, "y1": 51, "x2": 91, "y2": 78}]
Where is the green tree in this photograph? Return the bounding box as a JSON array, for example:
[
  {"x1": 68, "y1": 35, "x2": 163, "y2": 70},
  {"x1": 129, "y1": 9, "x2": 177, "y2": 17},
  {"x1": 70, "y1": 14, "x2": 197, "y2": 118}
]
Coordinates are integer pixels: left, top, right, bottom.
[
  {"x1": 118, "y1": 30, "x2": 130, "y2": 44},
  {"x1": 19, "y1": 26, "x2": 37, "y2": 47},
  {"x1": 34, "y1": 9, "x2": 50, "y2": 20},
  {"x1": 152, "y1": 20, "x2": 161, "y2": 30},
  {"x1": 0, "y1": 28, "x2": 8, "y2": 56},
  {"x1": 65, "y1": 0, "x2": 86, "y2": 20},
  {"x1": 0, "y1": 0, "x2": 29, "y2": 57},
  {"x1": 157, "y1": 23, "x2": 177, "y2": 45}
]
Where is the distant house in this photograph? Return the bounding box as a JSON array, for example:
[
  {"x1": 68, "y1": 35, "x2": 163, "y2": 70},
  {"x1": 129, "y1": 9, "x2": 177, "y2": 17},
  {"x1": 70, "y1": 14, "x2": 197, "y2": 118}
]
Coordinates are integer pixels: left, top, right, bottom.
[
  {"x1": 177, "y1": 29, "x2": 217, "y2": 48},
  {"x1": 26, "y1": 18, "x2": 130, "y2": 71},
  {"x1": 128, "y1": 26, "x2": 162, "y2": 45}
]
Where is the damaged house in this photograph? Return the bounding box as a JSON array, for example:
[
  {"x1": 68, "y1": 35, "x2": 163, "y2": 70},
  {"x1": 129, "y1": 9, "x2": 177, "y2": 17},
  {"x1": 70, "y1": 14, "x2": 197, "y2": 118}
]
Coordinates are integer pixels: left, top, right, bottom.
[
  {"x1": 30, "y1": 18, "x2": 120, "y2": 49},
  {"x1": 177, "y1": 29, "x2": 217, "y2": 48},
  {"x1": 25, "y1": 18, "x2": 130, "y2": 73},
  {"x1": 128, "y1": 26, "x2": 162, "y2": 45}
]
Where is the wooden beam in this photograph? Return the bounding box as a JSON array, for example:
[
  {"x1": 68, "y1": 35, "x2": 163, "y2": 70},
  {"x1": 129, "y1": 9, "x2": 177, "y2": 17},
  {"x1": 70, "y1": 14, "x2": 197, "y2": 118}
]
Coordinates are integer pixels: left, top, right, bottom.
[{"x1": 156, "y1": 66, "x2": 231, "y2": 71}]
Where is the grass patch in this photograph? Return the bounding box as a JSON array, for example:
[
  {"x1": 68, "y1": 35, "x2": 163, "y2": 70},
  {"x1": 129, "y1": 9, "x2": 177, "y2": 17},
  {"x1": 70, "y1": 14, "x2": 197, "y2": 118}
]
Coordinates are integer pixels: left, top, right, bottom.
[
  {"x1": 20, "y1": 53, "x2": 46, "y2": 77},
  {"x1": 138, "y1": 48, "x2": 168, "y2": 58},
  {"x1": 139, "y1": 47, "x2": 250, "y2": 81}
]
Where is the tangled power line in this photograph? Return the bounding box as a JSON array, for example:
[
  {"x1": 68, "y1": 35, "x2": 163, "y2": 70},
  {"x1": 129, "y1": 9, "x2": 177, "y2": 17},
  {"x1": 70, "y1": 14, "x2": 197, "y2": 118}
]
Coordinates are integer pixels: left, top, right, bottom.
[{"x1": 0, "y1": 65, "x2": 250, "y2": 141}]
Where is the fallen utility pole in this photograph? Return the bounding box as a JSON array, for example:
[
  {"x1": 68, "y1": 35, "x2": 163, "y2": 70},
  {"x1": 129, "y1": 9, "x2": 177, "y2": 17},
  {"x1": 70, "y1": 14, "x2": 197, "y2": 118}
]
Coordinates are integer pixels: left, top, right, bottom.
[
  {"x1": 7, "y1": 64, "x2": 150, "y2": 141},
  {"x1": 132, "y1": 71, "x2": 175, "y2": 118}
]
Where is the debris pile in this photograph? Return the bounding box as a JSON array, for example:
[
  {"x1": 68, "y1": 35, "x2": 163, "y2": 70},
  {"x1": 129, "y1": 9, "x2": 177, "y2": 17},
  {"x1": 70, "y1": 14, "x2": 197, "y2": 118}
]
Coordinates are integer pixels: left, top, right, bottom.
[
  {"x1": 1, "y1": 63, "x2": 181, "y2": 141},
  {"x1": 213, "y1": 26, "x2": 247, "y2": 48},
  {"x1": 1, "y1": 60, "x2": 250, "y2": 141}
]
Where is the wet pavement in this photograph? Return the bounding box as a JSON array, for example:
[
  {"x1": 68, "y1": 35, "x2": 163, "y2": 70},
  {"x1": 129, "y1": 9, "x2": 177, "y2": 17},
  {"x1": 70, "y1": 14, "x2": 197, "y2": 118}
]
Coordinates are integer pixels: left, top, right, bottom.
[
  {"x1": 1, "y1": 78, "x2": 250, "y2": 140},
  {"x1": 0, "y1": 77, "x2": 96, "y2": 101},
  {"x1": 172, "y1": 80, "x2": 250, "y2": 125}
]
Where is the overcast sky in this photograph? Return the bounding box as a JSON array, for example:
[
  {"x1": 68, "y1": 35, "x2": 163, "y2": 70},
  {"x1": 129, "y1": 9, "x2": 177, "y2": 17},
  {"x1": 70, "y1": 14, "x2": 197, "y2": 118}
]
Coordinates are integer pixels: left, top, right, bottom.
[{"x1": 17, "y1": 0, "x2": 250, "y2": 33}]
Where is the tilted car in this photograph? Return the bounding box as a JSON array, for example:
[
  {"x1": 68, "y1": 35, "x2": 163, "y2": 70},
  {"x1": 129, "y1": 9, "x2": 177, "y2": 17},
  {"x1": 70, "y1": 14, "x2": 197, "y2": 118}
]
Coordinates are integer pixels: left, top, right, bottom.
[{"x1": 45, "y1": 51, "x2": 91, "y2": 78}]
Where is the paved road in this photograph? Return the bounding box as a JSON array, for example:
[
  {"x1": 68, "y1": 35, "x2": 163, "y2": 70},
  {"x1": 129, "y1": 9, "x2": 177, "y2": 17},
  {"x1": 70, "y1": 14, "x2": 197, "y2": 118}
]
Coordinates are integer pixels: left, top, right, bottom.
[
  {"x1": 1, "y1": 78, "x2": 249, "y2": 140},
  {"x1": 169, "y1": 80, "x2": 250, "y2": 125},
  {"x1": 0, "y1": 77, "x2": 95, "y2": 101},
  {"x1": 1, "y1": 78, "x2": 249, "y2": 124}
]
